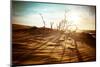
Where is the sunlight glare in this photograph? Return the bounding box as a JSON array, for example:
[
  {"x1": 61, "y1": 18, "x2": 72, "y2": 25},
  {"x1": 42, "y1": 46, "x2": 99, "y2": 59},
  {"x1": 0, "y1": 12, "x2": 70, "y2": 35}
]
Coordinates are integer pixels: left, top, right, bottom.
[{"x1": 68, "y1": 11, "x2": 81, "y2": 25}]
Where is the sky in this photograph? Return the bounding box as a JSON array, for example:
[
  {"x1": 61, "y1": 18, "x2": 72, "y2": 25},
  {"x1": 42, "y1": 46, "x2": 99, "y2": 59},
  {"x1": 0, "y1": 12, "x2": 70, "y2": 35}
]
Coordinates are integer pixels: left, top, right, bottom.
[{"x1": 12, "y1": 1, "x2": 96, "y2": 30}]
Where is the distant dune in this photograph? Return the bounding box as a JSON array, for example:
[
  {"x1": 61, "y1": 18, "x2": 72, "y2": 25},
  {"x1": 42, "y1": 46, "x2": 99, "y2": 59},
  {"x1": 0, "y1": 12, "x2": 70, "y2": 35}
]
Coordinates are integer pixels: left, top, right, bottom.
[
  {"x1": 12, "y1": 24, "x2": 32, "y2": 30},
  {"x1": 12, "y1": 24, "x2": 57, "y2": 36}
]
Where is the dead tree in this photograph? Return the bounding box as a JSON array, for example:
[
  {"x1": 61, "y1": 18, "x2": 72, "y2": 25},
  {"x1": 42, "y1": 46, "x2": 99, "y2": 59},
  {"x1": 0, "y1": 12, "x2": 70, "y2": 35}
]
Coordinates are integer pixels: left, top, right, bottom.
[
  {"x1": 39, "y1": 13, "x2": 46, "y2": 28},
  {"x1": 56, "y1": 23, "x2": 59, "y2": 30},
  {"x1": 58, "y1": 22, "x2": 62, "y2": 31},
  {"x1": 58, "y1": 9, "x2": 68, "y2": 31},
  {"x1": 63, "y1": 9, "x2": 67, "y2": 31},
  {"x1": 50, "y1": 22, "x2": 54, "y2": 29}
]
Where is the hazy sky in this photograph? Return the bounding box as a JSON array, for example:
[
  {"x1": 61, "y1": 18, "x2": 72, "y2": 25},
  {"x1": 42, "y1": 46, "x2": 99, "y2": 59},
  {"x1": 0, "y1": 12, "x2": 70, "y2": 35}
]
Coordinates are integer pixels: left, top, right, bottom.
[{"x1": 12, "y1": 1, "x2": 96, "y2": 30}]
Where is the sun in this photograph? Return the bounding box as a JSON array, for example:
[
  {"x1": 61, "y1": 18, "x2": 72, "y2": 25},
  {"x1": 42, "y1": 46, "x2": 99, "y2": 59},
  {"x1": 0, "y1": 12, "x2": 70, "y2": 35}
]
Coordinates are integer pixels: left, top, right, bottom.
[{"x1": 68, "y1": 11, "x2": 81, "y2": 25}]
